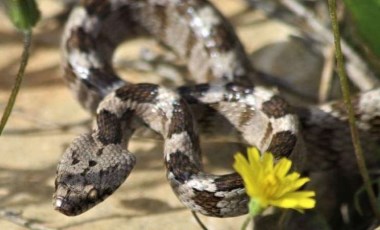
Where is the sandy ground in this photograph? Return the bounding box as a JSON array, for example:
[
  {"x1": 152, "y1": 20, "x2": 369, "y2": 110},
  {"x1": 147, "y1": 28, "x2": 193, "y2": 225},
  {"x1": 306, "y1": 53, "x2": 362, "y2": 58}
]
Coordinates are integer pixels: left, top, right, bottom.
[{"x1": 0, "y1": 1, "x2": 323, "y2": 229}]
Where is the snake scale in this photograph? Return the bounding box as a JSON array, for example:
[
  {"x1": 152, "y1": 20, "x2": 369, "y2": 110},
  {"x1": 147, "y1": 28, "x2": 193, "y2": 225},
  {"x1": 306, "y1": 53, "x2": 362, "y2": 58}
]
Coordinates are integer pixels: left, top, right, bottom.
[{"x1": 53, "y1": 0, "x2": 380, "y2": 217}]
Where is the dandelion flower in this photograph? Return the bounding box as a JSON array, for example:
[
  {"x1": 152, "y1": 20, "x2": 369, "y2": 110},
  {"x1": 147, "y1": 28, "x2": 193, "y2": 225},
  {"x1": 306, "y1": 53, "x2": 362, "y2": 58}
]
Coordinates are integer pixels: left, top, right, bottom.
[{"x1": 233, "y1": 147, "x2": 316, "y2": 215}]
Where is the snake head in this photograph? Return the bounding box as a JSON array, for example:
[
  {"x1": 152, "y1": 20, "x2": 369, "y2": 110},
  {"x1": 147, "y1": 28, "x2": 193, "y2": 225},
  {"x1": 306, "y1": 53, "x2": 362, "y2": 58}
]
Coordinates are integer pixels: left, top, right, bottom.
[{"x1": 53, "y1": 134, "x2": 136, "y2": 216}]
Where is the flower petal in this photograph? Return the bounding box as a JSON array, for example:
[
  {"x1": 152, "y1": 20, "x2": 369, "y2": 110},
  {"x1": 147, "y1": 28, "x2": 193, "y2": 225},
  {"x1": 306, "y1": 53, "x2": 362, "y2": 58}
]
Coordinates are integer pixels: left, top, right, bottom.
[
  {"x1": 271, "y1": 197, "x2": 316, "y2": 209},
  {"x1": 273, "y1": 158, "x2": 291, "y2": 177},
  {"x1": 233, "y1": 153, "x2": 259, "y2": 196},
  {"x1": 290, "y1": 178, "x2": 310, "y2": 190},
  {"x1": 284, "y1": 172, "x2": 300, "y2": 181},
  {"x1": 233, "y1": 147, "x2": 316, "y2": 213},
  {"x1": 262, "y1": 153, "x2": 274, "y2": 173},
  {"x1": 279, "y1": 191, "x2": 316, "y2": 200},
  {"x1": 248, "y1": 147, "x2": 261, "y2": 169}
]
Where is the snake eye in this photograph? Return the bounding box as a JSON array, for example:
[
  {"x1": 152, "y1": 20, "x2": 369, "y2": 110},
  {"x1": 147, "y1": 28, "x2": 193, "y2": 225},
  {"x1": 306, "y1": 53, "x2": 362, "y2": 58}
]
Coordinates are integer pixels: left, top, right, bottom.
[{"x1": 87, "y1": 188, "x2": 98, "y2": 201}]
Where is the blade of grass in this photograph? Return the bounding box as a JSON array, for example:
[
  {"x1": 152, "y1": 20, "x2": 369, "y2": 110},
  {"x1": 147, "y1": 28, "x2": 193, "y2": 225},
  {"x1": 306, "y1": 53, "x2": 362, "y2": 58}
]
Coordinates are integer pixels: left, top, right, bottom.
[
  {"x1": 0, "y1": 0, "x2": 40, "y2": 135},
  {"x1": 0, "y1": 30, "x2": 32, "y2": 135},
  {"x1": 327, "y1": 0, "x2": 380, "y2": 220},
  {"x1": 191, "y1": 211, "x2": 208, "y2": 230}
]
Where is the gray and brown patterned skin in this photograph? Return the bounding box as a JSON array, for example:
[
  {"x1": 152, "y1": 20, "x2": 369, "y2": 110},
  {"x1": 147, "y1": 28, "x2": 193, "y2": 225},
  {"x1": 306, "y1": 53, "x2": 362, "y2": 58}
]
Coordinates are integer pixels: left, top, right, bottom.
[
  {"x1": 55, "y1": 0, "x2": 299, "y2": 217},
  {"x1": 296, "y1": 90, "x2": 380, "y2": 174},
  {"x1": 54, "y1": 0, "x2": 380, "y2": 218}
]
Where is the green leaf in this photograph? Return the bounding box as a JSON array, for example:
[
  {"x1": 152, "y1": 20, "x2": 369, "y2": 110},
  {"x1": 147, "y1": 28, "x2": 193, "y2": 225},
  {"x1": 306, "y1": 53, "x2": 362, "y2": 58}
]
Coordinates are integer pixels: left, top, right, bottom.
[
  {"x1": 343, "y1": 0, "x2": 380, "y2": 58},
  {"x1": 5, "y1": 0, "x2": 40, "y2": 31}
]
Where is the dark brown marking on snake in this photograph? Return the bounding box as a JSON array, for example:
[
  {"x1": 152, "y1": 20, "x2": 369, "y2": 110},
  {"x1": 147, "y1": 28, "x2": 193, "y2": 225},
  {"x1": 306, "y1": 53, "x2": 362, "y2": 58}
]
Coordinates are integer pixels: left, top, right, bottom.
[
  {"x1": 152, "y1": 4, "x2": 168, "y2": 39},
  {"x1": 329, "y1": 96, "x2": 359, "y2": 119},
  {"x1": 267, "y1": 131, "x2": 297, "y2": 158},
  {"x1": 87, "y1": 68, "x2": 121, "y2": 87},
  {"x1": 168, "y1": 101, "x2": 201, "y2": 160},
  {"x1": 81, "y1": 167, "x2": 90, "y2": 177},
  {"x1": 96, "y1": 110, "x2": 122, "y2": 145},
  {"x1": 66, "y1": 27, "x2": 95, "y2": 53},
  {"x1": 211, "y1": 23, "x2": 240, "y2": 53},
  {"x1": 89, "y1": 160, "x2": 97, "y2": 167},
  {"x1": 261, "y1": 95, "x2": 291, "y2": 119},
  {"x1": 329, "y1": 101, "x2": 347, "y2": 117},
  {"x1": 115, "y1": 84, "x2": 158, "y2": 104},
  {"x1": 81, "y1": 0, "x2": 111, "y2": 18},
  {"x1": 237, "y1": 104, "x2": 255, "y2": 127},
  {"x1": 213, "y1": 173, "x2": 243, "y2": 191},
  {"x1": 166, "y1": 151, "x2": 200, "y2": 183},
  {"x1": 261, "y1": 122, "x2": 273, "y2": 147},
  {"x1": 110, "y1": 163, "x2": 120, "y2": 173},
  {"x1": 192, "y1": 189, "x2": 223, "y2": 215},
  {"x1": 96, "y1": 148, "x2": 103, "y2": 156},
  {"x1": 79, "y1": 78, "x2": 98, "y2": 92},
  {"x1": 292, "y1": 106, "x2": 310, "y2": 123},
  {"x1": 190, "y1": 0, "x2": 241, "y2": 53},
  {"x1": 185, "y1": 31, "x2": 197, "y2": 57},
  {"x1": 172, "y1": 2, "x2": 197, "y2": 58},
  {"x1": 71, "y1": 150, "x2": 80, "y2": 165},
  {"x1": 178, "y1": 84, "x2": 210, "y2": 104},
  {"x1": 168, "y1": 101, "x2": 194, "y2": 138},
  {"x1": 64, "y1": 174, "x2": 74, "y2": 181},
  {"x1": 72, "y1": 158, "x2": 80, "y2": 165},
  {"x1": 98, "y1": 169, "x2": 104, "y2": 178}
]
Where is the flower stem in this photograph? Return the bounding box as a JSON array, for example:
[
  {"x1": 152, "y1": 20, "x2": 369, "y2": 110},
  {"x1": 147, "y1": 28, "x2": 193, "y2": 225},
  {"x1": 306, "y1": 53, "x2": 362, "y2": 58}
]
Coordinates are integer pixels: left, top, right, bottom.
[
  {"x1": 191, "y1": 211, "x2": 208, "y2": 230},
  {"x1": 327, "y1": 0, "x2": 380, "y2": 220},
  {"x1": 241, "y1": 215, "x2": 252, "y2": 230},
  {"x1": 0, "y1": 30, "x2": 32, "y2": 135}
]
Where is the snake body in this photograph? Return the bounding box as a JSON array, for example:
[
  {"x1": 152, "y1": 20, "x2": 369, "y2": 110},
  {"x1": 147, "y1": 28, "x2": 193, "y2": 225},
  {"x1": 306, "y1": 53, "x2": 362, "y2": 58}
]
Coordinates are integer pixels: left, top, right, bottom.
[{"x1": 54, "y1": 0, "x2": 380, "y2": 217}]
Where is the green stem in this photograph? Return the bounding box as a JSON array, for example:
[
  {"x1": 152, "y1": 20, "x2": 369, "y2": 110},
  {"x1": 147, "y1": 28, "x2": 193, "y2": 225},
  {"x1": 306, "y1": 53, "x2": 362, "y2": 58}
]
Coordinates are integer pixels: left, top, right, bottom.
[
  {"x1": 241, "y1": 215, "x2": 252, "y2": 230},
  {"x1": 191, "y1": 211, "x2": 208, "y2": 230},
  {"x1": 327, "y1": 0, "x2": 380, "y2": 220},
  {"x1": 0, "y1": 30, "x2": 32, "y2": 135}
]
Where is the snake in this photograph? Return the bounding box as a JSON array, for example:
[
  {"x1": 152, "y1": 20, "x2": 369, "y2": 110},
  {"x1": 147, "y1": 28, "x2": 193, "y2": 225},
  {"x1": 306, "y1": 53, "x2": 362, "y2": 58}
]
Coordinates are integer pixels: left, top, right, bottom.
[{"x1": 53, "y1": 0, "x2": 380, "y2": 218}]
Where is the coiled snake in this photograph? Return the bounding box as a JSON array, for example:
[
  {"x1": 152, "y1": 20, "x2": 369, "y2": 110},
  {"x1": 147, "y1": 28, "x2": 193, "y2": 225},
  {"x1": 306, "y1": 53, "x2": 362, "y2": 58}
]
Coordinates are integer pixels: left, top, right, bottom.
[{"x1": 53, "y1": 0, "x2": 380, "y2": 217}]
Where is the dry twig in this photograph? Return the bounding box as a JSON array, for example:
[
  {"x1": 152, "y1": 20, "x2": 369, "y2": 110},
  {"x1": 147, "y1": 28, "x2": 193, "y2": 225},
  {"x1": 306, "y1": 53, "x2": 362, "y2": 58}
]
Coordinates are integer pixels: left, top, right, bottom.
[
  {"x1": 0, "y1": 208, "x2": 57, "y2": 230},
  {"x1": 318, "y1": 45, "x2": 335, "y2": 103}
]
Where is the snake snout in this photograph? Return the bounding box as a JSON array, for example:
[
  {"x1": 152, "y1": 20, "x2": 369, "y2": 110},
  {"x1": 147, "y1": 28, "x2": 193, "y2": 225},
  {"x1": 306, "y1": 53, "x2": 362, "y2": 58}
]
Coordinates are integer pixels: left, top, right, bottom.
[
  {"x1": 53, "y1": 182, "x2": 103, "y2": 216},
  {"x1": 53, "y1": 193, "x2": 85, "y2": 216},
  {"x1": 54, "y1": 196, "x2": 76, "y2": 216}
]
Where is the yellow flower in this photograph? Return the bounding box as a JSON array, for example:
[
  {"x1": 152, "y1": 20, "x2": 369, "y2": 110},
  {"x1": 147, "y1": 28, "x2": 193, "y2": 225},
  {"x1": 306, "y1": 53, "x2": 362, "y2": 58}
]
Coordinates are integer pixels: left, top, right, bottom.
[{"x1": 233, "y1": 147, "x2": 316, "y2": 215}]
